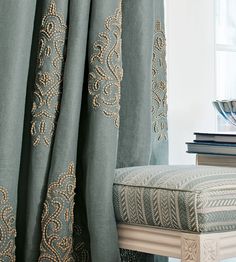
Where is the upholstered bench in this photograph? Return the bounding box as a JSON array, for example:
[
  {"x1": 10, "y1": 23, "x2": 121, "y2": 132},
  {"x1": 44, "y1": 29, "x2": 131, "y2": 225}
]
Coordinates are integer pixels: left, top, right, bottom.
[{"x1": 114, "y1": 165, "x2": 236, "y2": 262}]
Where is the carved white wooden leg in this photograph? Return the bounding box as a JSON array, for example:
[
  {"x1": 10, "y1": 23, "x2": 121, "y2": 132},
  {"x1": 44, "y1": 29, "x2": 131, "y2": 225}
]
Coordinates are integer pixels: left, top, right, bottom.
[{"x1": 181, "y1": 234, "x2": 219, "y2": 262}]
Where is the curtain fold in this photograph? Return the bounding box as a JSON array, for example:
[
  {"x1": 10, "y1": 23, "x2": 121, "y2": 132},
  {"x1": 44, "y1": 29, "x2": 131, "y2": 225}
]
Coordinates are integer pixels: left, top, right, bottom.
[
  {"x1": 82, "y1": 0, "x2": 122, "y2": 260},
  {"x1": 117, "y1": 0, "x2": 154, "y2": 168},
  {"x1": 150, "y1": 0, "x2": 168, "y2": 165},
  {"x1": 0, "y1": 0, "x2": 168, "y2": 261},
  {"x1": 0, "y1": 0, "x2": 37, "y2": 260}
]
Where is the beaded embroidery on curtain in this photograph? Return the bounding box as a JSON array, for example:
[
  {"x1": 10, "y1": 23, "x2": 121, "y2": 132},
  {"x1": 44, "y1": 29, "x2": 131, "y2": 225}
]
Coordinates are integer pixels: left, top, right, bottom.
[
  {"x1": 0, "y1": 187, "x2": 16, "y2": 262},
  {"x1": 38, "y1": 163, "x2": 76, "y2": 262},
  {"x1": 152, "y1": 20, "x2": 168, "y2": 141},
  {"x1": 88, "y1": 1, "x2": 123, "y2": 128},
  {"x1": 31, "y1": 0, "x2": 67, "y2": 147}
]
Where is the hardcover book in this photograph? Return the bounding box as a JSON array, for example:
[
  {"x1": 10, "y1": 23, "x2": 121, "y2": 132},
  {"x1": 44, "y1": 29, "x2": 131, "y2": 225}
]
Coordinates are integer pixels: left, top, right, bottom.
[
  {"x1": 186, "y1": 141, "x2": 236, "y2": 156},
  {"x1": 194, "y1": 132, "x2": 236, "y2": 143}
]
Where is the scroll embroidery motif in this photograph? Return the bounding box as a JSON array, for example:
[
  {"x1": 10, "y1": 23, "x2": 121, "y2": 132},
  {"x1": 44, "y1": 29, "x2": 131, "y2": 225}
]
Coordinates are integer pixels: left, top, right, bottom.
[
  {"x1": 39, "y1": 163, "x2": 76, "y2": 262},
  {"x1": 152, "y1": 20, "x2": 168, "y2": 141},
  {"x1": 31, "y1": 0, "x2": 67, "y2": 146},
  {"x1": 88, "y1": 1, "x2": 123, "y2": 128},
  {"x1": 0, "y1": 187, "x2": 16, "y2": 262}
]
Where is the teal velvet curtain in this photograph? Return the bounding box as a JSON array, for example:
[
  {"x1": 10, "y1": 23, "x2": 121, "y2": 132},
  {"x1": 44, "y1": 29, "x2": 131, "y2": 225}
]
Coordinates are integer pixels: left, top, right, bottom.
[{"x1": 0, "y1": 0, "x2": 168, "y2": 261}]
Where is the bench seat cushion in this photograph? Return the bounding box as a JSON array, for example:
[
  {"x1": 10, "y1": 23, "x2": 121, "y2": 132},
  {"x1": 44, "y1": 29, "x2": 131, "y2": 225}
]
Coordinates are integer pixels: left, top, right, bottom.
[{"x1": 113, "y1": 165, "x2": 236, "y2": 233}]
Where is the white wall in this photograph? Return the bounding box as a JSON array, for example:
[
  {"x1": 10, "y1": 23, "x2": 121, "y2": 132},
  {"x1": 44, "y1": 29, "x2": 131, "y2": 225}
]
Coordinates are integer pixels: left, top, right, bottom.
[{"x1": 166, "y1": 0, "x2": 217, "y2": 165}]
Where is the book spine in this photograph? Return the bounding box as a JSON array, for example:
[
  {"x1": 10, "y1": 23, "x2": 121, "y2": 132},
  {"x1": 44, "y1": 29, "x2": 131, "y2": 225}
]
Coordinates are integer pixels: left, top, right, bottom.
[{"x1": 197, "y1": 154, "x2": 236, "y2": 167}]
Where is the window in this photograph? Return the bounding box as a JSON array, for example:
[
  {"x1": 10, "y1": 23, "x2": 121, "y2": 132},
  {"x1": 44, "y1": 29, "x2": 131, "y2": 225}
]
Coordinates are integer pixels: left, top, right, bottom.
[{"x1": 215, "y1": 0, "x2": 236, "y2": 131}]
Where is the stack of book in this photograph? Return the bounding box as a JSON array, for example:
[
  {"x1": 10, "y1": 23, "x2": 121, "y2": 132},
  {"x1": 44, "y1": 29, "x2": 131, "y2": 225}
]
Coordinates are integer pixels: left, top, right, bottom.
[{"x1": 186, "y1": 132, "x2": 236, "y2": 167}]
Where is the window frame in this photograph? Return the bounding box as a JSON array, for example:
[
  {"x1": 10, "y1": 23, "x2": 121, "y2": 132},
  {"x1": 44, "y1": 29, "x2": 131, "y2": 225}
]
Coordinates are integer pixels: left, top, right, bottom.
[{"x1": 214, "y1": 0, "x2": 236, "y2": 131}]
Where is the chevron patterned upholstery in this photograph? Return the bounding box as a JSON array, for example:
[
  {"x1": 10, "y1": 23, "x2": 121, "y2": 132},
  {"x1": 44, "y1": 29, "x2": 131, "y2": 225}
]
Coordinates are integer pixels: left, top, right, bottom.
[{"x1": 113, "y1": 165, "x2": 236, "y2": 233}]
